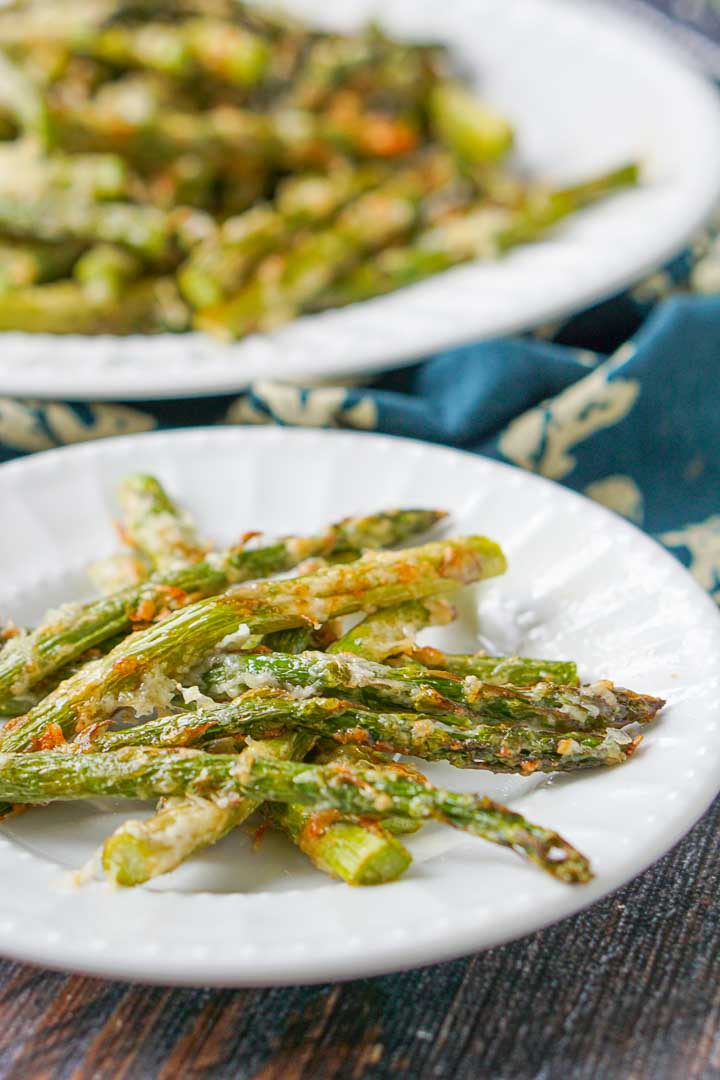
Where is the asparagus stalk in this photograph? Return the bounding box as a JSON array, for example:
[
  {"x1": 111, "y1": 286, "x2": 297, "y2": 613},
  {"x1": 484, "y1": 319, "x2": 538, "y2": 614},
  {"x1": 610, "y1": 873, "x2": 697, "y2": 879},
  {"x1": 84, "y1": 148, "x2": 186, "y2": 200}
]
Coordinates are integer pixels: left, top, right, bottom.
[
  {"x1": 177, "y1": 203, "x2": 284, "y2": 309},
  {"x1": 116, "y1": 473, "x2": 207, "y2": 570},
  {"x1": 199, "y1": 652, "x2": 662, "y2": 730},
  {"x1": 261, "y1": 585, "x2": 436, "y2": 877},
  {"x1": 0, "y1": 142, "x2": 130, "y2": 201},
  {"x1": 274, "y1": 167, "x2": 385, "y2": 225},
  {"x1": 0, "y1": 193, "x2": 175, "y2": 261},
  {"x1": 0, "y1": 1, "x2": 116, "y2": 50},
  {"x1": 263, "y1": 557, "x2": 433, "y2": 868},
  {"x1": 497, "y1": 163, "x2": 641, "y2": 251},
  {"x1": 308, "y1": 741, "x2": 424, "y2": 836},
  {"x1": 0, "y1": 239, "x2": 86, "y2": 291},
  {"x1": 141, "y1": 153, "x2": 218, "y2": 211},
  {"x1": 103, "y1": 638, "x2": 411, "y2": 888},
  {"x1": 0, "y1": 508, "x2": 445, "y2": 709},
  {"x1": 287, "y1": 30, "x2": 439, "y2": 112},
  {"x1": 400, "y1": 648, "x2": 578, "y2": 687},
  {"x1": 316, "y1": 164, "x2": 640, "y2": 310},
  {"x1": 261, "y1": 627, "x2": 314, "y2": 654},
  {"x1": 90, "y1": 68, "x2": 188, "y2": 119},
  {"x1": 183, "y1": 19, "x2": 270, "y2": 87},
  {"x1": 194, "y1": 152, "x2": 457, "y2": 340},
  {"x1": 336, "y1": 602, "x2": 579, "y2": 686},
  {"x1": 0, "y1": 746, "x2": 591, "y2": 882},
  {"x1": 81, "y1": 19, "x2": 270, "y2": 86},
  {"x1": 73, "y1": 244, "x2": 143, "y2": 303},
  {"x1": 0, "y1": 278, "x2": 189, "y2": 334},
  {"x1": 202, "y1": 649, "x2": 471, "y2": 719},
  {"x1": 88, "y1": 473, "x2": 205, "y2": 589},
  {"x1": 429, "y1": 81, "x2": 514, "y2": 163},
  {"x1": 178, "y1": 166, "x2": 384, "y2": 309},
  {"x1": 0, "y1": 536, "x2": 504, "y2": 755},
  {"x1": 264, "y1": 799, "x2": 412, "y2": 885},
  {"x1": 0, "y1": 49, "x2": 50, "y2": 143},
  {"x1": 312, "y1": 244, "x2": 457, "y2": 310},
  {"x1": 328, "y1": 597, "x2": 456, "y2": 661},
  {"x1": 83, "y1": 686, "x2": 643, "y2": 773},
  {"x1": 46, "y1": 98, "x2": 333, "y2": 173},
  {"x1": 318, "y1": 594, "x2": 438, "y2": 841},
  {"x1": 102, "y1": 731, "x2": 316, "y2": 887},
  {"x1": 54, "y1": 22, "x2": 195, "y2": 76}
]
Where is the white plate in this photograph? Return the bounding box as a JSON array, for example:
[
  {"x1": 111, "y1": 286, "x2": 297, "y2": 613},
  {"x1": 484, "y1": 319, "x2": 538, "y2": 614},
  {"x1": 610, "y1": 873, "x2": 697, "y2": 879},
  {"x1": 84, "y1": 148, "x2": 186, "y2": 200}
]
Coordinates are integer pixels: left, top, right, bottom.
[
  {"x1": 0, "y1": 426, "x2": 718, "y2": 986},
  {"x1": 1, "y1": 0, "x2": 719, "y2": 401}
]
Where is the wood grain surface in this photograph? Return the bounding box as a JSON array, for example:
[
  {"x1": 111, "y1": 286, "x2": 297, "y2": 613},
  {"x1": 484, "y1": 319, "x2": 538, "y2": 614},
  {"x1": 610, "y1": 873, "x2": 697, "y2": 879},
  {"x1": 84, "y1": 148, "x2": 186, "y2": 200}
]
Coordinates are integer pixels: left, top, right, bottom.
[{"x1": 0, "y1": 789, "x2": 718, "y2": 1079}]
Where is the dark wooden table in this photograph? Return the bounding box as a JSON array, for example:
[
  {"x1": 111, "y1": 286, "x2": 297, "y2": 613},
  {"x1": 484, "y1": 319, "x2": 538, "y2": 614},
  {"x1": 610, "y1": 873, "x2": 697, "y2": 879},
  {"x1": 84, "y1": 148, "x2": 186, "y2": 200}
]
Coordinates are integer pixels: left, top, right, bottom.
[{"x1": 1, "y1": 791, "x2": 718, "y2": 1078}]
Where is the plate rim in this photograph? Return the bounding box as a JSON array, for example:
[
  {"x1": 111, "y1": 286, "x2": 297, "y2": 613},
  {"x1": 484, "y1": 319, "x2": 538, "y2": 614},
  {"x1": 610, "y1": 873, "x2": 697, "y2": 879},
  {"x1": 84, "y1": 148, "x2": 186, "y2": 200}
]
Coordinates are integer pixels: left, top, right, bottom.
[
  {"x1": 0, "y1": 0, "x2": 719, "y2": 401},
  {"x1": 0, "y1": 425, "x2": 719, "y2": 985}
]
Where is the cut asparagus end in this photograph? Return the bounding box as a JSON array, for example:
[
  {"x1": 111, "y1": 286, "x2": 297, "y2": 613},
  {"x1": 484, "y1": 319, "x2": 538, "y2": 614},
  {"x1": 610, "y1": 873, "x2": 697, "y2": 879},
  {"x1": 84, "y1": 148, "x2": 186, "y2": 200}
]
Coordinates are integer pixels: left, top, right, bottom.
[
  {"x1": 269, "y1": 803, "x2": 412, "y2": 886},
  {"x1": 323, "y1": 822, "x2": 412, "y2": 886},
  {"x1": 103, "y1": 831, "x2": 161, "y2": 888},
  {"x1": 102, "y1": 798, "x2": 242, "y2": 887},
  {"x1": 430, "y1": 81, "x2": 514, "y2": 163}
]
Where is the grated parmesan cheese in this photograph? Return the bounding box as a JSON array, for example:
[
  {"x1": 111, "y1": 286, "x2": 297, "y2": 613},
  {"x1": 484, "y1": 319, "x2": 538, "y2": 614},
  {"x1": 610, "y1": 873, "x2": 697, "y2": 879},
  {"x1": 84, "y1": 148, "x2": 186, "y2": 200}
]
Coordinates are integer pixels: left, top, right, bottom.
[
  {"x1": 587, "y1": 680, "x2": 619, "y2": 710},
  {"x1": 115, "y1": 667, "x2": 177, "y2": 718},
  {"x1": 178, "y1": 684, "x2": 216, "y2": 710},
  {"x1": 218, "y1": 623, "x2": 251, "y2": 650}
]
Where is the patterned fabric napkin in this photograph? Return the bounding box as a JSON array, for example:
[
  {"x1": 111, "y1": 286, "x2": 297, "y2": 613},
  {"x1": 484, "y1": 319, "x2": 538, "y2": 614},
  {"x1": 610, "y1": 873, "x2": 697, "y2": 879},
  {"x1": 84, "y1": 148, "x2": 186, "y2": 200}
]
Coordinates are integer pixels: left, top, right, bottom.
[{"x1": 0, "y1": 1, "x2": 718, "y2": 606}]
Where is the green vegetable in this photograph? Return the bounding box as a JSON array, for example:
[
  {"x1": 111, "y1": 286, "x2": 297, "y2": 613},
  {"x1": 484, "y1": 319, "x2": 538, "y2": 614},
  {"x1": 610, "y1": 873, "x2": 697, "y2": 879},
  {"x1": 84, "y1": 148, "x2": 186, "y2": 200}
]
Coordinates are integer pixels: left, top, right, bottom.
[
  {"x1": 0, "y1": 2, "x2": 641, "y2": 344},
  {"x1": 73, "y1": 244, "x2": 143, "y2": 303},
  {"x1": 178, "y1": 166, "x2": 384, "y2": 309},
  {"x1": 0, "y1": 507, "x2": 446, "y2": 710},
  {"x1": 328, "y1": 597, "x2": 455, "y2": 661},
  {"x1": 265, "y1": 799, "x2": 412, "y2": 886},
  {"x1": 0, "y1": 49, "x2": 49, "y2": 143},
  {"x1": 317, "y1": 164, "x2": 640, "y2": 310},
  {"x1": 199, "y1": 651, "x2": 662, "y2": 730},
  {"x1": 0, "y1": 535, "x2": 505, "y2": 757},
  {"x1": 0, "y1": 143, "x2": 129, "y2": 201},
  {"x1": 102, "y1": 731, "x2": 315, "y2": 887},
  {"x1": 194, "y1": 154, "x2": 457, "y2": 340},
  {"x1": 430, "y1": 81, "x2": 514, "y2": 163},
  {"x1": 0, "y1": 238, "x2": 85, "y2": 291},
  {"x1": 116, "y1": 473, "x2": 207, "y2": 570},
  {"x1": 400, "y1": 649, "x2": 579, "y2": 687},
  {"x1": 0, "y1": 746, "x2": 592, "y2": 883},
  {"x1": 0, "y1": 193, "x2": 174, "y2": 261},
  {"x1": 84, "y1": 685, "x2": 644, "y2": 774},
  {"x1": 0, "y1": 278, "x2": 188, "y2": 334}
]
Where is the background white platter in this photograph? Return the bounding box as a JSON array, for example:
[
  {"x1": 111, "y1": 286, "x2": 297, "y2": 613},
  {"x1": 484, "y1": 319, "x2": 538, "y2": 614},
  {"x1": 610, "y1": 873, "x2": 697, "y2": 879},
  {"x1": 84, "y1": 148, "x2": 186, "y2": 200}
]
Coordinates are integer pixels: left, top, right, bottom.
[
  {"x1": 0, "y1": 0, "x2": 719, "y2": 400},
  {"x1": 0, "y1": 426, "x2": 718, "y2": 985}
]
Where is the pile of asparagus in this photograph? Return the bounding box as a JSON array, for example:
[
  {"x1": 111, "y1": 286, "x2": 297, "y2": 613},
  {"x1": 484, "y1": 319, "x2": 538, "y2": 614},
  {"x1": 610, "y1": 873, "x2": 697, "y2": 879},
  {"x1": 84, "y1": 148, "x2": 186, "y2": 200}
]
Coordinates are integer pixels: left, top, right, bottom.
[
  {"x1": 0, "y1": 0, "x2": 640, "y2": 339},
  {"x1": 0, "y1": 473, "x2": 665, "y2": 889}
]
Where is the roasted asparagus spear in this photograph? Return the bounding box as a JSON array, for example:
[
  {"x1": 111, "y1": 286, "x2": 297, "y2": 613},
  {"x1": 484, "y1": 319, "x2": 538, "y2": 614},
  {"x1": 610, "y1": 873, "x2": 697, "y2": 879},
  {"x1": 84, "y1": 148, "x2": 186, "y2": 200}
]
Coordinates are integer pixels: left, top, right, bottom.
[
  {"x1": 0, "y1": 508, "x2": 446, "y2": 709},
  {"x1": 0, "y1": 746, "x2": 592, "y2": 883}
]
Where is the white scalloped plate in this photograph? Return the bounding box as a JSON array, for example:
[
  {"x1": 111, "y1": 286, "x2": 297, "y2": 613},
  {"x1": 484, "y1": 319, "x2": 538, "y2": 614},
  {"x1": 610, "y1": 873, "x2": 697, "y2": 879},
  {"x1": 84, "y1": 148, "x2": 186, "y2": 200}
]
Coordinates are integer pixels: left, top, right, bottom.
[
  {"x1": 0, "y1": 427, "x2": 718, "y2": 986},
  {"x1": 1, "y1": 0, "x2": 720, "y2": 401}
]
